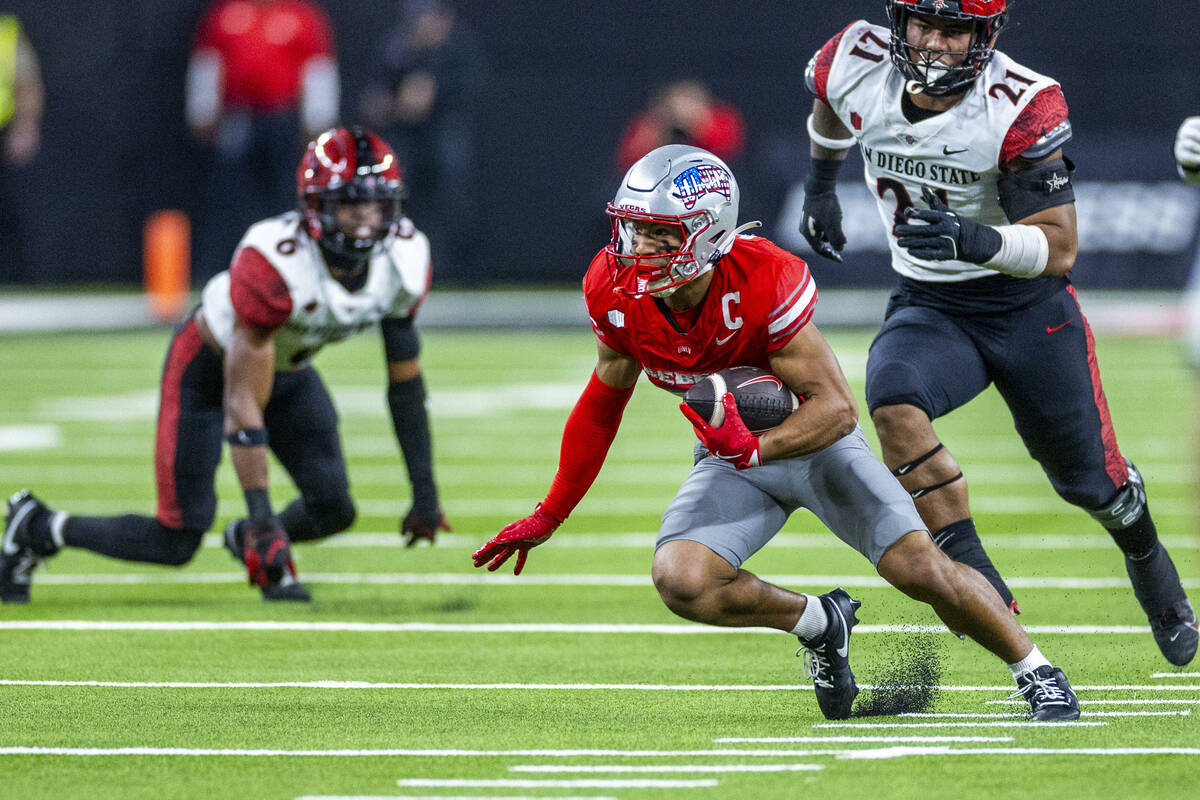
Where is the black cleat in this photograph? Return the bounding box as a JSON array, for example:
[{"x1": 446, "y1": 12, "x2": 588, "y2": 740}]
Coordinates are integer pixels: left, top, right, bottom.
[
  {"x1": 1011, "y1": 665, "x2": 1080, "y2": 721},
  {"x1": 1126, "y1": 543, "x2": 1197, "y2": 666},
  {"x1": 241, "y1": 520, "x2": 310, "y2": 603},
  {"x1": 797, "y1": 588, "x2": 861, "y2": 720},
  {"x1": 2, "y1": 491, "x2": 57, "y2": 604},
  {"x1": 1147, "y1": 600, "x2": 1199, "y2": 667}
]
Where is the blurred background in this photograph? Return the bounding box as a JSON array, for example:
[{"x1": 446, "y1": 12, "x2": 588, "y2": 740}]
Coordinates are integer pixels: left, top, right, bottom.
[{"x1": 0, "y1": 0, "x2": 1195, "y2": 296}]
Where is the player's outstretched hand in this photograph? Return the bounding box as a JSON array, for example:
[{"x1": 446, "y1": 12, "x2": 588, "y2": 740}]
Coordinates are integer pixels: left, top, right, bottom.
[
  {"x1": 1176, "y1": 117, "x2": 1200, "y2": 178},
  {"x1": 680, "y1": 393, "x2": 762, "y2": 470},
  {"x1": 800, "y1": 185, "x2": 846, "y2": 262},
  {"x1": 401, "y1": 506, "x2": 451, "y2": 547},
  {"x1": 472, "y1": 508, "x2": 559, "y2": 575},
  {"x1": 893, "y1": 185, "x2": 1000, "y2": 264}
]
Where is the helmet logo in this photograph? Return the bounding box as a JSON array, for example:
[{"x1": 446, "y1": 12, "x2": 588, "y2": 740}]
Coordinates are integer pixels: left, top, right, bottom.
[{"x1": 672, "y1": 165, "x2": 732, "y2": 210}]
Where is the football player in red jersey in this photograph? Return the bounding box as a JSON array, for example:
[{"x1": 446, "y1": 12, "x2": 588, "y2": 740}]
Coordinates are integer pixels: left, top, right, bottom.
[
  {"x1": 801, "y1": 0, "x2": 1197, "y2": 667},
  {"x1": 472, "y1": 144, "x2": 1078, "y2": 721},
  {"x1": 3, "y1": 127, "x2": 449, "y2": 602}
]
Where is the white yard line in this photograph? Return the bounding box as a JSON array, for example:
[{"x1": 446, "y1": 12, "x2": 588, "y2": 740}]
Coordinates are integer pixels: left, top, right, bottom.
[
  {"x1": 33, "y1": 571, "x2": 1200, "y2": 591},
  {"x1": 3, "y1": 678, "x2": 1199, "y2": 693},
  {"x1": 5, "y1": 746, "x2": 1198, "y2": 760},
  {"x1": 833, "y1": 746, "x2": 1200, "y2": 761},
  {"x1": 814, "y1": 721, "x2": 1107, "y2": 728},
  {"x1": 714, "y1": 737, "x2": 1012, "y2": 743},
  {"x1": 297, "y1": 796, "x2": 618, "y2": 800},
  {"x1": 394, "y1": 779, "x2": 718, "y2": 789},
  {"x1": 0, "y1": 620, "x2": 1163, "y2": 636},
  {"x1": 1152, "y1": 673, "x2": 1200, "y2": 679},
  {"x1": 987, "y1": 698, "x2": 1200, "y2": 705},
  {"x1": 507, "y1": 765, "x2": 823, "y2": 773},
  {"x1": 899, "y1": 711, "x2": 1189, "y2": 718}
]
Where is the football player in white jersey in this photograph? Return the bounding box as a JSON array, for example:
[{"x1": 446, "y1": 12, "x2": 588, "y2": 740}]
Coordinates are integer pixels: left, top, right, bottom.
[
  {"x1": 1176, "y1": 117, "x2": 1200, "y2": 365},
  {"x1": 3, "y1": 127, "x2": 449, "y2": 602},
  {"x1": 800, "y1": 0, "x2": 1197, "y2": 667}
]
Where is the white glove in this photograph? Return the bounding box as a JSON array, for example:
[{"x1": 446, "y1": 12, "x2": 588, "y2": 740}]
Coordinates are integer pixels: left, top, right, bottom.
[{"x1": 1176, "y1": 117, "x2": 1200, "y2": 183}]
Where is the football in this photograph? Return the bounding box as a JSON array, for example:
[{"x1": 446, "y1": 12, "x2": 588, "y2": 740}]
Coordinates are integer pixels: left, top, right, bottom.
[{"x1": 683, "y1": 366, "x2": 801, "y2": 434}]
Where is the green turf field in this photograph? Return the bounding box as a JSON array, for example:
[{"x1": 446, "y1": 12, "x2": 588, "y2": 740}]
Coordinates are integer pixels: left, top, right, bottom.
[{"x1": 1, "y1": 325, "x2": 1197, "y2": 799}]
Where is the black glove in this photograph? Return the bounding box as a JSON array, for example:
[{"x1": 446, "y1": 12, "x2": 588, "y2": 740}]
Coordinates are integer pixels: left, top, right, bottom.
[
  {"x1": 401, "y1": 505, "x2": 451, "y2": 547},
  {"x1": 894, "y1": 186, "x2": 1002, "y2": 263},
  {"x1": 800, "y1": 159, "x2": 847, "y2": 262}
]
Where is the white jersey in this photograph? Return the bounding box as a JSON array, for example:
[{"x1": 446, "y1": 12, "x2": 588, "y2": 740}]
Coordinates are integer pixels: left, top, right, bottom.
[
  {"x1": 201, "y1": 211, "x2": 431, "y2": 369},
  {"x1": 808, "y1": 20, "x2": 1071, "y2": 283}
]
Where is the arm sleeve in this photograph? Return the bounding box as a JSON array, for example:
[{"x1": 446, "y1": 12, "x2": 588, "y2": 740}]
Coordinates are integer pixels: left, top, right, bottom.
[
  {"x1": 381, "y1": 315, "x2": 420, "y2": 363},
  {"x1": 229, "y1": 247, "x2": 293, "y2": 331},
  {"x1": 766, "y1": 255, "x2": 818, "y2": 352},
  {"x1": 388, "y1": 374, "x2": 437, "y2": 513},
  {"x1": 538, "y1": 371, "x2": 635, "y2": 524},
  {"x1": 1000, "y1": 86, "x2": 1071, "y2": 165}
]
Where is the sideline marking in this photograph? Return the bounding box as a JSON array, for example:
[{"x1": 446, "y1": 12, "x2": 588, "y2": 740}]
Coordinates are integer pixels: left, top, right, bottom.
[
  {"x1": 34, "y1": 571, "x2": 1200, "y2": 591},
  {"x1": 4, "y1": 679, "x2": 1199, "y2": 693},
  {"x1": 0, "y1": 620, "x2": 1162, "y2": 635}
]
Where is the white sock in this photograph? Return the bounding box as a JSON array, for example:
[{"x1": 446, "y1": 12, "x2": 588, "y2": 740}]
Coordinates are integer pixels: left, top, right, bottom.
[
  {"x1": 49, "y1": 511, "x2": 69, "y2": 550},
  {"x1": 1008, "y1": 645, "x2": 1051, "y2": 679},
  {"x1": 790, "y1": 594, "x2": 829, "y2": 641}
]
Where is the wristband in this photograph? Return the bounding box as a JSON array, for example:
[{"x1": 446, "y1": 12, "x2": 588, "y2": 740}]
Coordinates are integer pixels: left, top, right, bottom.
[
  {"x1": 226, "y1": 428, "x2": 268, "y2": 447},
  {"x1": 807, "y1": 113, "x2": 857, "y2": 151},
  {"x1": 982, "y1": 224, "x2": 1049, "y2": 278}
]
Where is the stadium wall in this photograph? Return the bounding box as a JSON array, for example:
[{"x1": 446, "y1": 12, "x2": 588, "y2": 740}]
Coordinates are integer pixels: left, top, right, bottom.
[{"x1": 2, "y1": 0, "x2": 1197, "y2": 290}]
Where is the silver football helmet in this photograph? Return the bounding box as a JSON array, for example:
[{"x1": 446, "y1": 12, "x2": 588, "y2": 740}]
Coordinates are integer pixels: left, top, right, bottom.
[{"x1": 605, "y1": 145, "x2": 754, "y2": 297}]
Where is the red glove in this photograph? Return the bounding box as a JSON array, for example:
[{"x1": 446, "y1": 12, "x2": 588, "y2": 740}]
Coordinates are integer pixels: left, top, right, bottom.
[
  {"x1": 401, "y1": 506, "x2": 452, "y2": 547},
  {"x1": 680, "y1": 393, "x2": 762, "y2": 470},
  {"x1": 472, "y1": 507, "x2": 559, "y2": 575}
]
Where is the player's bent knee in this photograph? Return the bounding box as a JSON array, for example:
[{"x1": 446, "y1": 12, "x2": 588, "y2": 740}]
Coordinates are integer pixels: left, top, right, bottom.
[
  {"x1": 156, "y1": 527, "x2": 206, "y2": 566},
  {"x1": 876, "y1": 530, "x2": 952, "y2": 598},
  {"x1": 870, "y1": 403, "x2": 931, "y2": 441},
  {"x1": 310, "y1": 494, "x2": 357, "y2": 536},
  {"x1": 651, "y1": 541, "x2": 733, "y2": 621}
]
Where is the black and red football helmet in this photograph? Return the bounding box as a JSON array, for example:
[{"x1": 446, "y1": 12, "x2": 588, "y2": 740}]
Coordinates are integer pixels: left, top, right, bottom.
[
  {"x1": 887, "y1": 0, "x2": 1009, "y2": 97},
  {"x1": 297, "y1": 127, "x2": 404, "y2": 263}
]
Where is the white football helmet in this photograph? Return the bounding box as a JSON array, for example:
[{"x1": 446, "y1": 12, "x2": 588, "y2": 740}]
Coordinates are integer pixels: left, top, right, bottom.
[{"x1": 605, "y1": 145, "x2": 755, "y2": 297}]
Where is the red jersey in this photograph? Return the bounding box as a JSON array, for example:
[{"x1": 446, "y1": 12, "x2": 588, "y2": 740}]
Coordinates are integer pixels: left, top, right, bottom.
[
  {"x1": 192, "y1": 0, "x2": 334, "y2": 112},
  {"x1": 583, "y1": 236, "x2": 817, "y2": 394}
]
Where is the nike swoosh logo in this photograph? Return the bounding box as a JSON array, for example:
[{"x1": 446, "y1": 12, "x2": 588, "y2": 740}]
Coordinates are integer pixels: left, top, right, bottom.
[
  {"x1": 1046, "y1": 320, "x2": 1071, "y2": 334},
  {"x1": 895, "y1": 463, "x2": 916, "y2": 475},
  {"x1": 833, "y1": 604, "x2": 850, "y2": 658},
  {"x1": 1170, "y1": 631, "x2": 1182, "y2": 642},
  {"x1": 716, "y1": 332, "x2": 737, "y2": 346},
  {"x1": 943, "y1": 146, "x2": 968, "y2": 155}
]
